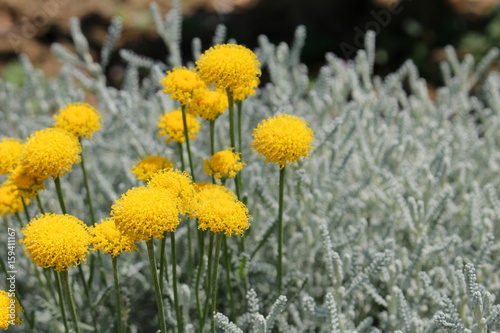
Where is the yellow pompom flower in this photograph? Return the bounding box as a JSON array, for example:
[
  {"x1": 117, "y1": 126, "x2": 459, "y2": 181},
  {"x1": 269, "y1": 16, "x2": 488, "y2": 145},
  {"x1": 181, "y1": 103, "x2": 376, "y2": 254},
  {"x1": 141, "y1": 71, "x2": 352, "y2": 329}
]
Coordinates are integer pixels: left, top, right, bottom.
[
  {"x1": 8, "y1": 166, "x2": 46, "y2": 198},
  {"x1": 0, "y1": 182, "x2": 27, "y2": 217},
  {"x1": 251, "y1": 113, "x2": 314, "y2": 167},
  {"x1": 161, "y1": 67, "x2": 206, "y2": 105},
  {"x1": 187, "y1": 88, "x2": 228, "y2": 121},
  {"x1": 90, "y1": 218, "x2": 138, "y2": 257},
  {"x1": 232, "y1": 77, "x2": 259, "y2": 101},
  {"x1": 204, "y1": 148, "x2": 245, "y2": 179},
  {"x1": 131, "y1": 155, "x2": 174, "y2": 182},
  {"x1": 0, "y1": 290, "x2": 23, "y2": 329},
  {"x1": 196, "y1": 44, "x2": 261, "y2": 93},
  {"x1": 0, "y1": 138, "x2": 23, "y2": 175},
  {"x1": 157, "y1": 109, "x2": 201, "y2": 143},
  {"x1": 111, "y1": 186, "x2": 181, "y2": 242},
  {"x1": 191, "y1": 184, "x2": 251, "y2": 236},
  {"x1": 147, "y1": 169, "x2": 195, "y2": 213},
  {"x1": 20, "y1": 213, "x2": 91, "y2": 271},
  {"x1": 22, "y1": 128, "x2": 81, "y2": 179},
  {"x1": 53, "y1": 102, "x2": 102, "y2": 138}
]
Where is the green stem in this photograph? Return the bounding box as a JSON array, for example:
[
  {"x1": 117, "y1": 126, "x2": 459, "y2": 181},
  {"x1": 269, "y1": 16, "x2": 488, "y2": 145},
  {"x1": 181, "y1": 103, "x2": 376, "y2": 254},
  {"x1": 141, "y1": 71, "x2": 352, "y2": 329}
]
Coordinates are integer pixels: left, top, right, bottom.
[
  {"x1": 35, "y1": 195, "x2": 45, "y2": 214},
  {"x1": 195, "y1": 229, "x2": 206, "y2": 327},
  {"x1": 236, "y1": 100, "x2": 243, "y2": 155},
  {"x1": 79, "y1": 138, "x2": 96, "y2": 225},
  {"x1": 209, "y1": 119, "x2": 216, "y2": 156},
  {"x1": 201, "y1": 233, "x2": 215, "y2": 330},
  {"x1": 223, "y1": 236, "x2": 236, "y2": 319},
  {"x1": 77, "y1": 264, "x2": 99, "y2": 332},
  {"x1": 54, "y1": 177, "x2": 67, "y2": 214},
  {"x1": 235, "y1": 101, "x2": 245, "y2": 254},
  {"x1": 187, "y1": 219, "x2": 194, "y2": 280},
  {"x1": 181, "y1": 105, "x2": 196, "y2": 181},
  {"x1": 178, "y1": 142, "x2": 185, "y2": 174},
  {"x1": 146, "y1": 239, "x2": 167, "y2": 333},
  {"x1": 171, "y1": 232, "x2": 183, "y2": 333},
  {"x1": 112, "y1": 256, "x2": 124, "y2": 333},
  {"x1": 20, "y1": 196, "x2": 30, "y2": 225},
  {"x1": 210, "y1": 234, "x2": 223, "y2": 333},
  {"x1": 277, "y1": 166, "x2": 286, "y2": 294},
  {"x1": 60, "y1": 270, "x2": 81, "y2": 333},
  {"x1": 55, "y1": 271, "x2": 70, "y2": 333},
  {"x1": 159, "y1": 236, "x2": 167, "y2": 293},
  {"x1": 227, "y1": 90, "x2": 236, "y2": 149}
]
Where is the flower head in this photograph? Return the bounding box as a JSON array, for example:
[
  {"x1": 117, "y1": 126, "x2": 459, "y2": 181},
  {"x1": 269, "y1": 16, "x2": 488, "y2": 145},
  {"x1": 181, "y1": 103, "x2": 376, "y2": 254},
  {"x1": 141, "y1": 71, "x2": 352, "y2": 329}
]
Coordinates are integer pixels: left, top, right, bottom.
[
  {"x1": 131, "y1": 155, "x2": 174, "y2": 182},
  {"x1": 147, "y1": 169, "x2": 195, "y2": 213},
  {"x1": 196, "y1": 44, "x2": 261, "y2": 93},
  {"x1": 53, "y1": 102, "x2": 102, "y2": 138},
  {"x1": 251, "y1": 114, "x2": 314, "y2": 167},
  {"x1": 187, "y1": 88, "x2": 228, "y2": 121},
  {"x1": 232, "y1": 77, "x2": 259, "y2": 101},
  {"x1": 90, "y1": 218, "x2": 138, "y2": 257},
  {"x1": 22, "y1": 128, "x2": 81, "y2": 179},
  {"x1": 20, "y1": 213, "x2": 91, "y2": 271},
  {"x1": 111, "y1": 186, "x2": 181, "y2": 242},
  {"x1": 0, "y1": 182, "x2": 28, "y2": 217},
  {"x1": 8, "y1": 166, "x2": 46, "y2": 198},
  {"x1": 161, "y1": 67, "x2": 206, "y2": 105},
  {"x1": 157, "y1": 109, "x2": 201, "y2": 143},
  {"x1": 191, "y1": 184, "x2": 251, "y2": 236},
  {"x1": 204, "y1": 148, "x2": 245, "y2": 179},
  {"x1": 0, "y1": 138, "x2": 23, "y2": 175},
  {"x1": 0, "y1": 290, "x2": 23, "y2": 329}
]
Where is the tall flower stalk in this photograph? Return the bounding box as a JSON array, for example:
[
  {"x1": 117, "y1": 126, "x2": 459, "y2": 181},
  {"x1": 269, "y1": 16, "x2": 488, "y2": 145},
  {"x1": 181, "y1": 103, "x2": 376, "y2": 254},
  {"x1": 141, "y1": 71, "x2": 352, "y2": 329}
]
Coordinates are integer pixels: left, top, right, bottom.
[
  {"x1": 191, "y1": 184, "x2": 251, "y2": 331},
  {"x1": 146, "y1": 239, "x2": 168, "y2": 333},
  {"x1": 60, "y1": 271, "x2": 81, "y2": 333},
  {"x1": 111, "y1": 185, "x2": 185, "y2": 332},
  {"x1": 90, "y1": 218, "x2": 137, "y2": 333},
  {"x1": 251, "y1": 113, "x2": 314, "y2": 293}
]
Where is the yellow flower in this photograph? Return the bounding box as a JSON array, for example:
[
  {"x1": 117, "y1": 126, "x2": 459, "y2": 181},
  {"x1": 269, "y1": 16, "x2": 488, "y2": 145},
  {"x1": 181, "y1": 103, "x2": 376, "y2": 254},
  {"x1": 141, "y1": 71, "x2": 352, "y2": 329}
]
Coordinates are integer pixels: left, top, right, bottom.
[
  {"x1": 90, "y1": 218, "x2": 138, "y2": 257},
  {"x1": 0, "y1": 290, "x2": 23, "y2": 329},
  {"x1": 0, "y1": 138, "x2": 23, "y2": 175},
  {"x1": 160, "y1": 67, "x2": 206, "y2": 105},
  {"x1": 196, "y1": 43, "x2": 261, "y2": 93},
  {"x1": 20, "y1": 213, "x2": 91, "y2": 271},
  {"x1": 8, "y1": 166, "x2": 46, "y2": 198},
  {"x1": 53, "y1": 102, "x2": 102, "y2": 138},
  {"x1": 157, "y1": 109, "x2": 201, "y2": 143},
  {"x1": 251, "y1": 114, "x2": 314, "y2": 167},
  {"x1": 232, "y1": 77, "x2": 259, "y2": 101},
  {"x1": 111, "y1": 186, "x2": 181, "y2": 242},
  {"x1": 131, "y1": 155, "x2": 174, "y2": 182},
  {"x1": 147, "y1": 169, "x2": 195, "y2": 213},
  {"x1": 22, "y1": 128, "x2": 81, "y2": 179},
  {"x1": 187, "y1": 88, "x2": 228, "y2": 121},
  {"x1": 203, "y1": 149, "x2": 245, "y2": 179},
  {"x1": 191, "y1": 184, "x2": 251, "y2": 236},
  {"x1": 0, "y1": 182, "x2": 28, "y2": 217}
]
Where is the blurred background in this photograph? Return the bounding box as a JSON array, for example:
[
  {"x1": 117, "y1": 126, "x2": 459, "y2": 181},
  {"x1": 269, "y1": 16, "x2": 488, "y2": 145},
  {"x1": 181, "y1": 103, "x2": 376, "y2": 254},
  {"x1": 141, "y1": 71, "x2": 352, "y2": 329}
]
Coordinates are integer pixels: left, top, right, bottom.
[{"x1": 0, "y1": 0, "x2": 499, "y2": 88}]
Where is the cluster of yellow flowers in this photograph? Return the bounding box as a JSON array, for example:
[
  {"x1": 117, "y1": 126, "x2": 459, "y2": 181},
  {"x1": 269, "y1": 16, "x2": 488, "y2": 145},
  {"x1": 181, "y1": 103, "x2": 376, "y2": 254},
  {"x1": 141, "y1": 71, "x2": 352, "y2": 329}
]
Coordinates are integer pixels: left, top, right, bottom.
[
  {"x1": 0, "y1": 102, "x2": 101, "y2": 215},
  {"x1": 157, "y1": 43, "x2": 261, "y2": 145},
  {"x1": 0, "y1": 41, "x2": 316, "y2": 331}
]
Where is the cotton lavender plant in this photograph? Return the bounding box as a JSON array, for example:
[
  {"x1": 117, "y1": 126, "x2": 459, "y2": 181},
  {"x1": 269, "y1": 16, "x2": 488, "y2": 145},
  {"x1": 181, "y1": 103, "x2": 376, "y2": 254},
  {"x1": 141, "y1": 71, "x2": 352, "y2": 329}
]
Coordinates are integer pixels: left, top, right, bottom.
[{"x1": 2, "y1": 1, "x2": 500, "y2": 332}]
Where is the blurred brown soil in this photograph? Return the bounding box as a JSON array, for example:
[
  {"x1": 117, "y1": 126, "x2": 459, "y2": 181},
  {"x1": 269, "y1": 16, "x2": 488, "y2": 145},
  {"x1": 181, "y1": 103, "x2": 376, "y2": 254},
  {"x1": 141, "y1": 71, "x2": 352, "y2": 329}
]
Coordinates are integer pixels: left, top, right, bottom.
[{"x1": 0, "y1": 0, "x2": 257, "y2": 77}]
